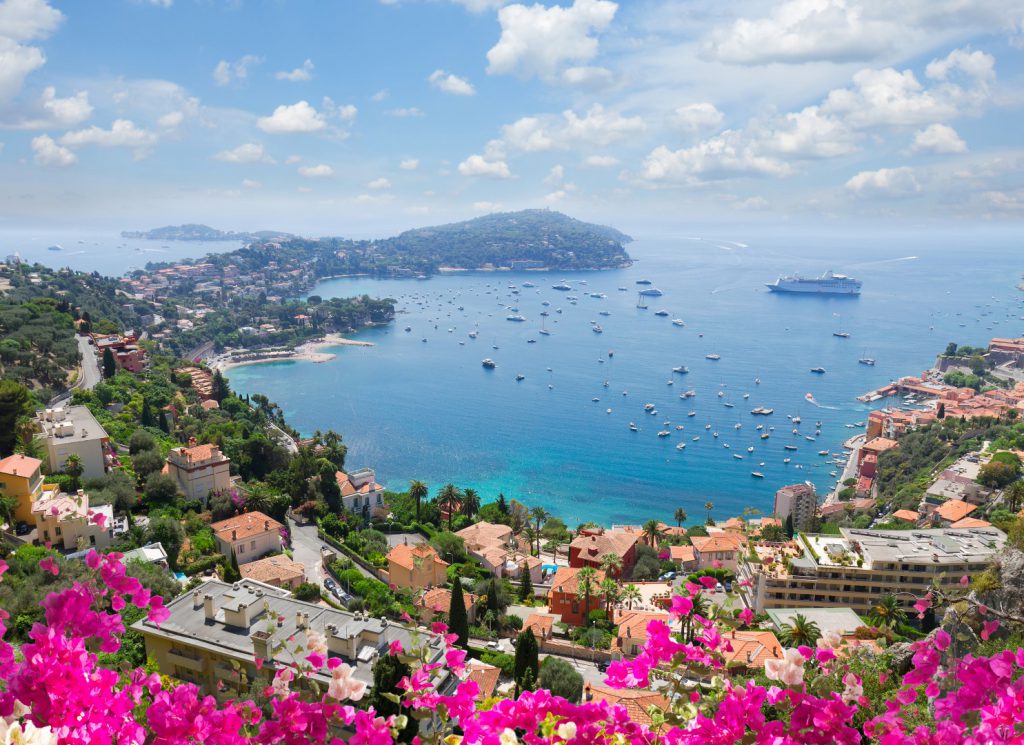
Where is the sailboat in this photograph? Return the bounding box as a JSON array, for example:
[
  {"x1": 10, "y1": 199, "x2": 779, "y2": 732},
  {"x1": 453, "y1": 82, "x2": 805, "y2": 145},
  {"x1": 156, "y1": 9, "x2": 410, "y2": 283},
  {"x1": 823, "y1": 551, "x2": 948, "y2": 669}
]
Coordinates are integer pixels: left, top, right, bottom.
[
  {"x1": 832, "y1": 313, "x2": 849, "y2": 338},
  {"x1": 858, "y1": 348, "x2": 875, "y2": 365},
  {"x1": 636, "y1": 292, "x2": 648, "y2": 310},
  {"x1": 539, "y1": 317, "x2": 551, "y2": 336}
]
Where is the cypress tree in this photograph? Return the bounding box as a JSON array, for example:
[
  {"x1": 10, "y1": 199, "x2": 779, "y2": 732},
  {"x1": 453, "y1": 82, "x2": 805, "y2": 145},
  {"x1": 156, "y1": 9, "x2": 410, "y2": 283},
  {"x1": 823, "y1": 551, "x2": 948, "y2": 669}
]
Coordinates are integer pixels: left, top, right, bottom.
[
  {"x1": 448, "y1": 582, "x2": 469, "y2": 648},
  {"x1": 102, "y1": 348, "x2": 116, "y2": 378},
  {"x1": 784, "y1": 514, "x2": 794, "y2": 539},
  {"x1": 518, "y1": 566, "x2": 533, "y2": 602},
  {"x1": 497, "y1": 493, "x2": 508, "y2": 514},
  {"x1": 513, "y1": 628, "x2": 539, "y2": 695},
  {"x1": 486, "y1": 577, "x2": 502, "y2": 616},
  {"x1": 158, "y1": 409, "x2": 170, "y2": 433},
  {"x1": 141, "y1": 399, "x2": 154, "y2": 427}
]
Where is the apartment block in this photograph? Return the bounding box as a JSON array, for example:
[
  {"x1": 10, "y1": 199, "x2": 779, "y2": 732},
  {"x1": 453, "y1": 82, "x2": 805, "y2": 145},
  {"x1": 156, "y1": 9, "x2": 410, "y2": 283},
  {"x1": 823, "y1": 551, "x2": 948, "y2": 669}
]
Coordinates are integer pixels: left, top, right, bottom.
[
  {"x1": 36, "y1": 406, "x2": 109, "y2": 480},
  {"x1": 773, "y1": 483, "x2": 816, "y2": 532}
]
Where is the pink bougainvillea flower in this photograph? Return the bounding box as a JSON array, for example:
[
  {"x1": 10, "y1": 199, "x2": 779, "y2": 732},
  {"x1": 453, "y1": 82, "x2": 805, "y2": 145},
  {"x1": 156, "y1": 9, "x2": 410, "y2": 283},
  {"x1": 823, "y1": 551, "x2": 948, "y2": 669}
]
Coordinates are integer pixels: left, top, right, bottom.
[
  {"x1": 39, "y1": 557, "x2": 59, "y2": 576},
  {"x1": 389, "y1": 640, "x2": 404, "y2": 656},
  {"x1": 981, "y1": 620, "x2": 1000, "y2": 641},
  {"x1": 738, "y1": 607, "x2": 754, "y2": 626}
]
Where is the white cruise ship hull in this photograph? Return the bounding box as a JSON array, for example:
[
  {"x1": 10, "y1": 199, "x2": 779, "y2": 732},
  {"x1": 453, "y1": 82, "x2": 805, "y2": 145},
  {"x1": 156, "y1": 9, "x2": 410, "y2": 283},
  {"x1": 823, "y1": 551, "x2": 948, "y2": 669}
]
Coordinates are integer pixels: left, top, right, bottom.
[{"x1": 766, "y1": 281, "x2": 860, "y2": 295}]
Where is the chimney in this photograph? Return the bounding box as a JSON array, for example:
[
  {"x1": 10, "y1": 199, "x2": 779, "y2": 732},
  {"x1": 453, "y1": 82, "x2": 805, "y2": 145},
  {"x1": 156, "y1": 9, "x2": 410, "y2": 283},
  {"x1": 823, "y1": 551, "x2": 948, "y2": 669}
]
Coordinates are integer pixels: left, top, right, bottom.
[
  {"x1": 232, "y1": 529, "x2": 237, "y2": 540},
  {"x1": 296, "y1": 611, "x2": 306, "y2": 629},
  {"x1": 251, "y1": 631, "x2": 272, "y2": 661},
  {"x1": 203, "y1": 594, "x2": 215, "y2": 620},
  {"x1": 264, "y1": 520, "x2": 269, "y2": 531},
  {"x1": 193, "y1": 590, "x2": 202, "y2": 609},
  {"x1": 188, "y1": 437, "x2": 197, "y2": 448}
]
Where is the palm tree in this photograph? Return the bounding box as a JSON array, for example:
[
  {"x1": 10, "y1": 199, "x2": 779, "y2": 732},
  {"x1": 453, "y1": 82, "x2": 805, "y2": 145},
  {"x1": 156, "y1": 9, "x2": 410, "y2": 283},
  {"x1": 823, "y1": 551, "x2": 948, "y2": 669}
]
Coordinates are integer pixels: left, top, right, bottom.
[
  {"x1": 543, "y1": 539, "x2": 560, "y2": 564},
  {"x1": 63, "y1": 453, "x2": 83, "y2": 491},
  {"x1": 437, "y1": 483, "x2": 462, "y2": 530},
  {"x1": 530, "y1": 506, "x2": 549, "y2": 554},
  {"x1": 779, "y1": 613, "x2": 822, "y2": 647},
  {"x1": 409, "y1": 480, "x2": 428, "y2": 523},
  {"x1": 15, "y1": 416, "x2": 36, "y2": 448},
  {"x1": 575, "y1": 567, "x2": 599, "y2": 626},
  {"x1": 600, "y1": 577, "x2": 620, "y2": 615},
  {"x1": 681, "y1": 592, "x2": 712, "y2": 643},
  {"x1": 641, "y1": 519, "x2": 663, "y2": 547},
  {"x1": 599, "y1": 552, "x2": 623, "y2": 578},
  {"x1": 523, "y1": 525, "x2": 538, "y2": 557},
  {"x1": 243, "y1": 483, "x2": 272, "y2": 514},
  {"x1": 461, "y1": 488, "x2": 480, "y2": 518},
  {"x1": 868, "y1": 594, "x2": 908, "y2": 629},
  {"x1": 1007, "y1": 480, "x2": 1024, "y2": 512},
  {"x1": 621, "y1": 583, "x2": 642, "y2": 610},
  {"x1": 704, "y1": 500, "x2": 715, "y2": 525},
  {"x1": 674, "y1": 507, "x2": 687, "y2": 527}
]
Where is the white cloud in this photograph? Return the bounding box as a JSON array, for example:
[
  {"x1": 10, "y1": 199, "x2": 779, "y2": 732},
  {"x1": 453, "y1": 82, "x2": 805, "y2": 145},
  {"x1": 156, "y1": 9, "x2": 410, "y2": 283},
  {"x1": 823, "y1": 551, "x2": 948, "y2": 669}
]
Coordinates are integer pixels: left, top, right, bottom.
[
  {"x1": 298, "y1": 163, "x2": 334, "y2": 178},
  {"x1": 400, "y1": 158, "x2": 419, "y2": 170},
  {"x1": 242, "y1": 179, "x2": 261, "y2": 189},
  {"x1": 428, "y1": 69, "x2": 476, "y2": 96},
  {"x1": 756, "y1": 105, "x2": 858, "y2": 158},
  {"x1": 583, "y1": 154, "x2": 619, "y2": 167},
  {"x1": 213, "y1": 143, "x2": 275, "y2": 164},
  {"x1": 386, "y1": 107, "x2": 424, "y2": 117},
  {"x1": 276, "y1": 59, "x2": 314, "y2": 82},
  {"x1": 212, "y1": 54, "x2": 261, "y2": 86},
  {"x1": 672, "y1": 103, "x2": 724, "y2": 132},
  {"x1": 487, "y1": 0, "x2": 617, "y2": 80},
  {"x1": 642, "y1": 130, "x2": 793, "y2": 184},
  {"x1": 31, "y1": 133, "x2": 75, "y2": 167},
  {"x1": 561, "y1": 65, "x2": 613, "y2": 87},
  {"x1": 544, "y1": 189, "x2": 568, "y2": 203},
  {"x1": 257, "y1": 100, "x2": 326, "y2": 133},
  {"x1": 501, "y1": 104, "x2": 644, "y2": 152},
  {"x1": 451, "y1": 0, "x2": 507, "y2": 11},
  {"x1": 735, "y1": 195, "x2": 770, "y2": 209},
  {"x1": 545, "y1": 164, "x2": 564, "y2": 185},
  {"x1": 845, "y1": 166, "x2": 921, "y2": 197},
  {"x1": 285, "y1": 154, "x2": 302, "y2": 164},
  {"x1": 458, "y1": 154, "x2": 512, "y2": 178},
  {"x1": 473, "y1": 200, "x2": 503, "y2": 211},
  {"x1": 371, "y1": 89, "x2": 388, "y2": 102},
  {"x1": 0, "y1": 0, "x2": 64, "y2": 106},
  {"x1": 59, "y1": 119, "x2": 159, "y2": 158},
  {"x1": 368, "y1": 177, "x2": 392, "y2": 189},
  {"x1": 909, "y1": 123, "x2": 967, "y2": 154},
  {"x1": 0, "y1": 86, "x2": 92, "y2": 129},
  {"x1": 354, "y1": 193, "x2": 394, "y2": 205},
  {"x1": 157, "y1": 110, "x2": 184, "y2": 129}
]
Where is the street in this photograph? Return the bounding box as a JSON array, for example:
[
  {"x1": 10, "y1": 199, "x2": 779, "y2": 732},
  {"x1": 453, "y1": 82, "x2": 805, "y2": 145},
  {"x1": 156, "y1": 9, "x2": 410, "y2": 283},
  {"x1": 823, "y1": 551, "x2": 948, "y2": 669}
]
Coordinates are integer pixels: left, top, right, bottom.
[
  {"x1": 287, "y1": 517, "x2": 379, "y2": 584},
  {"x1": 75, "y1": 335, "x2": 101, "y2": 390}
]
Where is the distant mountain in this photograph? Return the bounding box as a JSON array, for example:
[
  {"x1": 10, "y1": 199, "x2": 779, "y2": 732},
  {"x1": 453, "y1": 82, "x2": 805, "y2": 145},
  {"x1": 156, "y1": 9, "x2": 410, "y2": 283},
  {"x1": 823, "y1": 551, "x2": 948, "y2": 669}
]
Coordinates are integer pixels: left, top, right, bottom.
[
  {"x1": 361, "y1": 209, "x2": 633, "y2": 271},
  {"x1": 121, "y1": 224, "x2": 296, "y2": 242}
]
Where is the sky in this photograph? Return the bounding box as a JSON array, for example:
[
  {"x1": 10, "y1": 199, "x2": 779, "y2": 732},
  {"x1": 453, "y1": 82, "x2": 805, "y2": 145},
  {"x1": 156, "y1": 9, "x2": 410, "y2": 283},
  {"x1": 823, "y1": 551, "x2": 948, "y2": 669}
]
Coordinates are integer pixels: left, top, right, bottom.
[{"x1": 0, "y1": 0, "x2": 1022, "y2": 236}]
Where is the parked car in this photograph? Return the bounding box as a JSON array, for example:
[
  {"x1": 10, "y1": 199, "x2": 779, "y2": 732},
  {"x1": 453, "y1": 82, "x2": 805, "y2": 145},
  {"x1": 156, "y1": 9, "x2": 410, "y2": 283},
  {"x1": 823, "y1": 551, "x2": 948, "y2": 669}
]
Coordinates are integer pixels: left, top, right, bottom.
[
  {"x1": 15, "y1": 522, "x2": 31, "y2": 536},
  {"x1": 597, "y1": 660, "x2": 610, "y2": 673},
  {"x1": 724, "y1": 581, "x2": 732, "y2": 592},
  {"x1": 485, "y1": 640, "x2": 500, "y2": 651},
  {"x1": 324, "y1": 578, "x2": 338, "y2": 592},
  {"x1": 659, "y1": 571, "x2": 677, "y2": 581},
  {"x1": 714, "y1": 582, "x2": 724, "y2": 593}
]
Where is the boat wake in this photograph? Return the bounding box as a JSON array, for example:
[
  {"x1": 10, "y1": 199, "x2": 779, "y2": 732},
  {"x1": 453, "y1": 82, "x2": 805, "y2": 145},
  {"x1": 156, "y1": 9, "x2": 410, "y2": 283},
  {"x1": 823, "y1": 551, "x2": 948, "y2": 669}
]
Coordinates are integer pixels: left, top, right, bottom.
[
  {"x1": 845, "y1": 255, "x2": 918, "y2": 269},
  {"x1": 804, "y1": 393, "x2": 841, "y2": 410}
]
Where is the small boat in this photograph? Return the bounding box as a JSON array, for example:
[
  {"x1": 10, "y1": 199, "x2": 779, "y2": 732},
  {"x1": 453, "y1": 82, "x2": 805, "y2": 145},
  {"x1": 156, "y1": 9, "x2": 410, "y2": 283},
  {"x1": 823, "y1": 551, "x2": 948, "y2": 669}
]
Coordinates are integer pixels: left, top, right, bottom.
[
  {"x1": 592, "y1": 325, "x2": 603, "y2": 334},
  {"x1": 735, "y1": 423, "x2": 742, "y2": 430},
  {"x1": 747, "y1": 446, "x2": 754, "y2": 453},
  {"x1": 599, "y1": 311, "x2": 611, "y2": 316},
  {"x1": 818, "y1": 449, "x2": 829, "y2": 455},
  {"x1": 687, "y1": 411, "x2": 696, "y2": 417},
  {"x1": 810, "y1": 367, "x2": 826, "y2": 374},
  {"x1": 724, "y1": 402, "x2": 735, "y2": 408},
  {"x1": 507, "y1": 315, "x2": 527, "y2": 322},
  {"x1": 482, "y1": 358, "x2": 497, "y2": 369},
  {"x1": 539, "y1": 329, "x2": 551, "y2": 336},
  {"x1": 639, "y1": 288, "x2": 664, "y2": 297},
  {"x1": 609, "y1": 350, "x2": 614, "y2": 358},
  {"x1": 47, "y1": 244, "x2": 63, "y2": 251},
  {"x1": 692, "y1": 436, "x2": 700, "y2": 441},
  {"x1": 675, "y1": 425, "x2": 684, "y2": 430},
  {"x1": 751, "y1": 472, "x2": 765, "y2": 478},
  {"x1": 743, "y1": 393, "x2": 750, "y2": 399},
  {"x1": 833, "y1": 331, "x2": 850, "y2": 338},
  {"x1": 676, "y1": 443, "x2": 686, "y2": 450},
  {"x1": 718, "y1": 391, "x2": 725, "y2": 398},
  {"x1": 792, "y1": 415, "x2": 802, "y2": 424},
  {"x1": 666, "y1": 380, "x2": 674, "y2": 386},
  {"x1": 592, "y1": 397, "x2": 600, "y2": 402},
  {"x1": 629, "y1": 423, "x2": 638, "y2": 432},
  {"x1": 705, "y1": 424, "x2": 712, "y2": 430},
  {"x1": 644, "y1": 403, "x2": 655, "y2": 411},
  {"x1": 714, "y1": 432, "x2": 720, "y2": 439},
  {"x1": 522, "y1": 281, "x2": 535, "y2": 288},
  {"x1": 658, "y1": 431, "x2": 671, "y2": 437},
  {"x1": 755, "y1": 377, "x2": 761, "y2": 385},
  {"x1": 468, "y1": 330, "x2": 478, "y2": 338},
  {"x1": 552, "y1": 283, "x2": 572, "y2": 291},
  {"x1": 733, "y1": 453, "x2": 743, "y2": 459},
  {"x1": 805, "y1": 435, "x2": 816, "y2": 442},
  {"x1": 672, "y1": 366, "x2": 689, "y2": 374},
  {"x1": 783, "y1": 458, "x2": 791, "y2": 464},
  {"x1": 636, "y1": 279, "x2": 652, "y2": 285},
  {"x1": 706, "y1": 354, "x2": 721, "y2": 360},
  {"x1": 516, "y1": 374, "x2": 525, "y2": 381},
  {"x1": 527, "y1": 339, "x2": 537, "y2": 344},
  {"x1": 760, "y1": 433, "x2": 770, "y2": 440},
  {"x1": 654, "y1": 310, "x2": 669, "y2": 317},
  {"x1": 784, "y1": 445, "x2": 798, "y2": 451},
  {"x1": 858, "y1": 357, "x2": 876, "y2": 366},
  {"x1": 404, "y1": 326, "x2": 412, "y2": 332},
  {"x1": 672, "y1": 319, "x2": 685, "y2": 326}
]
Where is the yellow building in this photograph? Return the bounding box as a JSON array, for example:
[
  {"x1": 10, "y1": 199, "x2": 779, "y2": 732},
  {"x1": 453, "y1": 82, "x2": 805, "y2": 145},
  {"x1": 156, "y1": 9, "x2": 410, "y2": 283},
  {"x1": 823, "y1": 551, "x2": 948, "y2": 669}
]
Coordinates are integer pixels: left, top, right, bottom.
[
  {"x1": 0, "y1": 454, "x2": 45, "y2": 524},
  {"x1": 386, "y1": 542, "x2": 449, "y2": 590}
]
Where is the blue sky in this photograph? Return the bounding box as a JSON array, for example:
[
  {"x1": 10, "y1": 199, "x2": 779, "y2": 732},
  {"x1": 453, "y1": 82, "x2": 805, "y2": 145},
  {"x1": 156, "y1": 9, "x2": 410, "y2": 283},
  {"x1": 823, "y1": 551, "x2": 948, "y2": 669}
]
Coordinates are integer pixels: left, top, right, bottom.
[{"x1": 0, "y1": 0, "x2": 1022, "y2": 235}]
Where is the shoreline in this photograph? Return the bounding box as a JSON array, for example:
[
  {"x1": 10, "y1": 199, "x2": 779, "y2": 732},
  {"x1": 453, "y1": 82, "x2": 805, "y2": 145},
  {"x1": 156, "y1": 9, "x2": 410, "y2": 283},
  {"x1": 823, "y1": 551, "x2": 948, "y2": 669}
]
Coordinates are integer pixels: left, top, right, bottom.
[{"x1": 212, "y1": 334, "x2": 374, "y2": 373}]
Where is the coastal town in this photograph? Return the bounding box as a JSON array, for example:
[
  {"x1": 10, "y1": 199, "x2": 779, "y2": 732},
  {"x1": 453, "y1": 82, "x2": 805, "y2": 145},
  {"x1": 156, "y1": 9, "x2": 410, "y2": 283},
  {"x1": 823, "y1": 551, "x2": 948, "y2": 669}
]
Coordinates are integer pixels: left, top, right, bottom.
[{"x1": 3, "y1": 269, "x2": 1024, "y2": 729}]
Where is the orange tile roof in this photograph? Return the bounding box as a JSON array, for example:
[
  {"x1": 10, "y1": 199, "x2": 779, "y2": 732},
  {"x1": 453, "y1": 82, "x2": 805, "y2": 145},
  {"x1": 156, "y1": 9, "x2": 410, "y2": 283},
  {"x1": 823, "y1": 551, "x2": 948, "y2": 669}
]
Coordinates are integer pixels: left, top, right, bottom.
[
  {"x1": 465, "y1": 660, "x2": 501, "y2": 700},
  {"x1": 570, "y1": 530, "x2": 640, "y2": 560},
  {"x1": 211, "y1": 511, "x2": 284, "y2": 542},
  {"x1": 456, "y1": 521, "x2": 513, "y2": 551},
  {"x1": 935, "y1": 499, "x2": 977, "y2": 523},
  {"x1": 614, "y1": 610, "x2": 669, "y2": 644},
  {"x1": 862, "y1": 437, "x2": 899, "y2": 454},
  {"x1": 239, "y1": 555, "x2": 305, "y2": 584},
  {"x1": 721, "y1": 630, "x2": 783, "y2": 669},
  {"x1": 334, "y1": 471, "x2": 382, "y2": 496},
  {"x1": 0, "y1": 453, "x2": 42, "y2": 477},
  {"x1": 588, "y1": 685, "x2": 669, "y2": 727},
  {"x1": 690, "y1": 534, "x2": 743, "y2": 554},
  {"x1": 950, "y1": 517, "x2": 992, "y2": 528},
  {"x1": 670, "y1": 545, "x2": 695, "y2": 563},
  {"x1": 549, "y1": 566, "x2": 606, "y2": 595},
  {"x1": 415, "y1": 587, "x2": 474, "y2": 613},
  {"x1": 387, "y1": 542, "x2": 448, "y2": 571},
  {"x1": 892, "y1": 510, "x2": 920, "y2": 523},
  {"x1": 523, "y1": 614, "x2": 555, "y2": 640}
]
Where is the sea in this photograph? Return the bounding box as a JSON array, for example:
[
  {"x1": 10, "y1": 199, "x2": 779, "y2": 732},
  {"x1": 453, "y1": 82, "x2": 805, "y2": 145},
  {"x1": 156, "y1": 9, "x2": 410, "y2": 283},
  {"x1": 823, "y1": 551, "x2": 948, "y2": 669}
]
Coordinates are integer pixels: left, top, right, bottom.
[{"x1": 6, "y1": 226, "x2": 1023, "y2": 528}]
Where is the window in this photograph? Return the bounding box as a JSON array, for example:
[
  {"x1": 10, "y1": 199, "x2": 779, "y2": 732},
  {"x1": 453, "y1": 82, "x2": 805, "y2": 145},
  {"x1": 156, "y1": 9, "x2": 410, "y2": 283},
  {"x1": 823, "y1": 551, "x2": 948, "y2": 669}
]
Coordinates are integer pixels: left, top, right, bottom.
[
  {"x1": 239, "y1": 545, "x2": 245, "y2": 554},
  {"x1": 43, "y1": 530, "x2": 49, "y2": 541},
  {"x1": 250, "y1": 540, "x2": 256, "y2": 550},
  {"x1": 89, "y1": 535, "x2": 96, "y2": 545},
  {"x1": 55, "y1": 526, "x2": 62, "y2": 536}
]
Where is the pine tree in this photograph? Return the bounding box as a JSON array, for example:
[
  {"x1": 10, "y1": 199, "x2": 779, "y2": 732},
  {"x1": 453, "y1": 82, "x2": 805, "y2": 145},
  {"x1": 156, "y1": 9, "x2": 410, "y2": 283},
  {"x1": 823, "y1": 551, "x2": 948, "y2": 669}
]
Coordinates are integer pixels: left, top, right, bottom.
[
  {"x1": 517, "y1": 566, "x2": 533, "y2": 602},
  {"x1": 102, "y1": 348, "x2": 116, "y2": 379},
  {"x1": 513, "y1": 628, "x2": 539, "y2": 695},
  {"x1": 497, "y1": 493, "x2": 508, "y2": 514},
  {"x1": 158, "y1": 409, "x2": 170, "y2": 433},
  {"x1": 141, "y1": 399, "x2": 154, "y2": 428},
  {"x1": 784, "y1": 514, "x2": 794, "y2": 539},
  {"x1": 211, "y1": 369, "x2": 230, "y2": 403},
  {"x1": 448, "y1": 581, "x2": 469, "y2": 648}
]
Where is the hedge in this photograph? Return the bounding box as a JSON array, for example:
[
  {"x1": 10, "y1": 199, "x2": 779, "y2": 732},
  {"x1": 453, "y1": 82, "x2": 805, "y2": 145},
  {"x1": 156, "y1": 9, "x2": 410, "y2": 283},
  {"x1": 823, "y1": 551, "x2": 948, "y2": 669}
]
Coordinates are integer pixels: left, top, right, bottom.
[{"x1": 178, "y1": 553, "x2": 226, "y2": 577}]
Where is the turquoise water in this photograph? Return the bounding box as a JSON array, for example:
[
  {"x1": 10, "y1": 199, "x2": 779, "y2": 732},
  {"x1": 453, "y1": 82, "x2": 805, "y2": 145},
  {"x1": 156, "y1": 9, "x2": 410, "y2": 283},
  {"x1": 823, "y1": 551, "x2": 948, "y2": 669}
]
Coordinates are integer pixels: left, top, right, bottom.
[{"x1": 219, "y1": 228, "x2": 1024, "y2": 528}]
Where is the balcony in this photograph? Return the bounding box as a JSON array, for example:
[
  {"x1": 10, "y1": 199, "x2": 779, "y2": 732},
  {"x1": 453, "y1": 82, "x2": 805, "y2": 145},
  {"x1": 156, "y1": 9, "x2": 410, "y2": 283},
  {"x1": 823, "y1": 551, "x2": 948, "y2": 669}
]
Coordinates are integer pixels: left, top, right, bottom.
[
  {"x1": 214, "y1": 662, "x2": 243, "y2": 684},
  {"x1": 167, "y1": 647, "x2": 205, "y2": 672}
]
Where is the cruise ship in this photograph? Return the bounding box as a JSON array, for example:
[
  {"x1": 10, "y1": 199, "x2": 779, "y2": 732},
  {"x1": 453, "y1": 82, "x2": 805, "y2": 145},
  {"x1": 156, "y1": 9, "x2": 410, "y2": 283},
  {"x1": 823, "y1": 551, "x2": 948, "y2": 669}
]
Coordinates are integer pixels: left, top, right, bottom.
[{"x1": 765, "y1": 270, "x2": 861, "y2": 295}]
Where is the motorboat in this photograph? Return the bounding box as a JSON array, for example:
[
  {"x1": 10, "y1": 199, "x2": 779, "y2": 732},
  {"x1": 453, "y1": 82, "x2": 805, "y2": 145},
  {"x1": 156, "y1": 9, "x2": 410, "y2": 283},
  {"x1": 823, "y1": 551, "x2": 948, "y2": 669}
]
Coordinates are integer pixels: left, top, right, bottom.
[{"x1": 482, "y1": 358, "x2": 496, "y2": 369}]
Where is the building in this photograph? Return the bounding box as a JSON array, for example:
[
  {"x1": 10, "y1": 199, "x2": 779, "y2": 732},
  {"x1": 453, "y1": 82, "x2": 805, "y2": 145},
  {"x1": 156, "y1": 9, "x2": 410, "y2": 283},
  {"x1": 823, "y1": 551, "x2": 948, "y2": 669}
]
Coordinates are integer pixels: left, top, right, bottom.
[
  {"x1": 547, "y1": 567, "x2": 605, "y2": 627},
  {"x1": 891, "y1": 510, "x2": 920, "y2": 524},
  {"x1": 614, "y1": 610, "x2": 669, "y2": 657},
  {"x1": 335, "y1": 468, "x2": 386, "y2": 521},
  {"x1": 35, "y1": 406, "x2": 109, "y2": 480},
  {"x1": 774, "y1": 483, "x2": 816, "y2": 532},
  {"x1": 932, "y1": 499, "x2": 977, "y2": 526},
  {"x1": 720, "y1": 629, "x2": 784, "y2": 673},
  {"x1": 765, "y1": 607, "x2": 867, "y2": 638},
  {"x1": 522, "y1": 613, "x2": 555, "y2": 642},
  {"x1": 210, "y1": 511, "x2": 284, "y2": 565},
  {"x1": 689, "y1": 533, "x2": 744, "y2": 571},
  {"x1": 93, "y1": 333, "x2": 146, "y2": 373},
  {"x1": 132, "y1": 579, "x2": 446, "y2": 700},
  {"x1": 926, "y1": 479, "x2": 989, "y2": 506},
  {"x1": 0, "y1": 453, "x2": 44, "y2": 524},
  {"x1": 121, "y1": 542, "x2": 169, "y2": 569},
  {"x1": 413, "y1": 587, "x2": 477, "y2": 626},
  {"x1": 32, "y1": 487, "x2": 112, "y2": 551},
  {"x1": 669, "y1": 544, "x2": 697, "y2": 571},
  {"x1": 164, "y1": 440, "x2": 232, "y2": 505},
  {"x1": 239, "y1": 555, "x2": 306, "y2": 590},
  {"x1": 385, "y1": 542, "x2": 449, "y2": 590},
  {"x1": 741, "y1": 527, "x2": 1006, "y2": 616},
  {"x1": 568, "y1": 529, "x2": 639, "y2": 577},
  {"x1": 454, "y1": 521, "x2": 542, "y2": 584},
  {"x1": 586, "y1": 686, "x2": 669, "y2": 728},
  {"x1": 465, "y1": 660, "x2": 501, "y2": 700}
]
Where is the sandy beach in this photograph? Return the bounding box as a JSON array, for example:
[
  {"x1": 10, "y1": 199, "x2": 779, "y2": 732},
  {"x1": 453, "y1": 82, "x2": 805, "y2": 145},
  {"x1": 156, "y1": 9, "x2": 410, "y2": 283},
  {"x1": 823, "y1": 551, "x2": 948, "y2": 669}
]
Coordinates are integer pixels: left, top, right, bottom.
[{"x1": 212, "y1": 334, "x2": 374, "y2": 373}]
